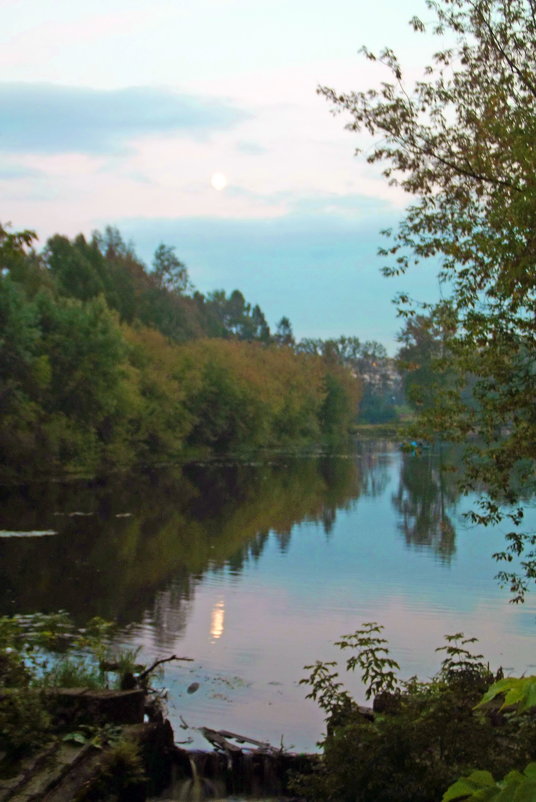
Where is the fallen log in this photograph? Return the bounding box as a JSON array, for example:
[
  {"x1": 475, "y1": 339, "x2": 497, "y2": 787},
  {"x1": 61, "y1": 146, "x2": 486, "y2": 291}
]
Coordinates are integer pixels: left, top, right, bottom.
[
  {"x1": 199, "y1": 726, "x2": 243, "y2": 753},
  {"x1": 212, "y1": 728, "x2": 276, "y2": 750}
]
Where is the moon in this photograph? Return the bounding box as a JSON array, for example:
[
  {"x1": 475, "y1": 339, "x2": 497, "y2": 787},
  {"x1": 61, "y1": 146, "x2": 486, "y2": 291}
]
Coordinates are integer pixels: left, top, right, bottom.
[{"x1": 210, "y1": 172, "x2": 228, "y2": 191}]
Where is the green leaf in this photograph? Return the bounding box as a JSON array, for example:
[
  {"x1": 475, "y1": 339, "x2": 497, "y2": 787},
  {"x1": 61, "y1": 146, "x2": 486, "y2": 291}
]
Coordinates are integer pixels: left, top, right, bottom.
[
  {"x1": 62, "y1": 731, "x2": 87, "y2": 744},
  {"x1": 468, "y1": 772, "x2": 496, "y2": 788},
  {"x1": 477, "y1": 678, "x2": 513, "y2": 707},
  {"x1": 476, "y1": 677, "x2": 536, "y2": 712},
  {"x1": 511, "y1": 778, "x2": 536, "y2": 802},
  {"x1": 442, "y1": 772, "x2": 496, "y2": 801}
]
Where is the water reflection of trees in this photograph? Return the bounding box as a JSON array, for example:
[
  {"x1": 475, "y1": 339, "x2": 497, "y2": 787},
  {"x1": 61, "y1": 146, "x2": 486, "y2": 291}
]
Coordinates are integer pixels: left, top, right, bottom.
[
  {"x1": 392, "y1": 446, "x2": 459, "y2": 562},
  {"x1": 0, "y1": 452, "x2": 363, "y2": 637},
  {"x1": 356, "y1": 440, "x2": 395, "y2": 498}
]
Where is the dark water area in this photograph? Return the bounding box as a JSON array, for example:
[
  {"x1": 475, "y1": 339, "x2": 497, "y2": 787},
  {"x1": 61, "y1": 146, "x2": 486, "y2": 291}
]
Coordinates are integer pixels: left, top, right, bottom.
[
  {"x1": 0, "y1": 446, "x2": 367, "y2": 623},
  {"x1": 1, "y1": 440, "x2": 534, "y2": 752}
]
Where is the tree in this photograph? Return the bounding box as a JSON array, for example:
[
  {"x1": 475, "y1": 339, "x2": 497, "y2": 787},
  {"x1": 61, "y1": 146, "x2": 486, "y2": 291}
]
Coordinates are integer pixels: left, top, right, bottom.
[
  {"x1": 0, "y1": 223, "x2": 48, "y2": 295},
  {"x1": 0, "y1": 224, "x2": 36, "y2": 272},
  {"x1": 226, "y1": 289, "x2": 250, "y2": 337},
  {"x1": 274, "y1": 315, "x2": 294, "y2": 346},
  {"x1": 397, "y1": 310, "x2": 456, "y2": 413},
  {"x1": 45, "y1": 234, "x2": 106, "y2": 302},
  {"x1": 203, "y1": 290, "x2": 272, "y2": 341},
  {"x1": 152, "y1": 243, "x2": 192, "y2": 295},
  {"x1": 320, "y1": 0, "x2": 536, "y2": 599},
  {"x1": 250, "y1": 304, "x2": 271, "y2": 342}
]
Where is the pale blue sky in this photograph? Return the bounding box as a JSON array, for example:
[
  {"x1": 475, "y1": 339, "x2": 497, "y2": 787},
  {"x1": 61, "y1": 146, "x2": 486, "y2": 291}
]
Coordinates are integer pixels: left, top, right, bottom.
[{"x1": 2, "y1": 0, "x2": 441, "y2": 351}]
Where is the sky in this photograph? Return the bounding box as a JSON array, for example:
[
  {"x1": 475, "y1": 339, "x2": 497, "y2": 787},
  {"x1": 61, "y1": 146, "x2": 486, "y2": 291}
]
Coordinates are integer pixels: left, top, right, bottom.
[{"x1": 2, "y1": 0, "x2": 444, "y2": 352}]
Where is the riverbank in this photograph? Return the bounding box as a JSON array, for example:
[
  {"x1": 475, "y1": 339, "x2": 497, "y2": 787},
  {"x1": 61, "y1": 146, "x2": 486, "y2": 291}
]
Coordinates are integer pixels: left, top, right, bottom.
[
  {"x1": 352, "y1": 422, "x2": 408, "y2": 439},
  {"x1": 0, "y1": 686, "x2": 311, "y2": 801}
]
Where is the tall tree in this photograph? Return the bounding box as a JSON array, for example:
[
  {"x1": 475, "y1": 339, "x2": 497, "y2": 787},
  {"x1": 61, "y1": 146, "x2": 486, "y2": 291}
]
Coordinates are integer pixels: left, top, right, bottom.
[
  {"x1": 250, "y1": 304, "x2": 271, "y2": 342},
  {"x1": 152, "y1": 243, "x2": 192, "y2": 295},
  {"x1": 45, "y1": 234, "x2": 106, "y2": 302},
  {"x1": 320, "y1": 0, "x2": 536, "y2": 598},
  {"x1": 397, "y1": 310, "x2": 454, "y2": 413},
  {"x1": 274, "y1": 316, "x2": 294, "y2": 346}
]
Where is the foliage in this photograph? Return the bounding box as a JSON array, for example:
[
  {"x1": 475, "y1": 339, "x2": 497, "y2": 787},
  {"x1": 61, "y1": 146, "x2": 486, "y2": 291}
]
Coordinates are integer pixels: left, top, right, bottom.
[
  {"x1": 396, "y1": 310, "x2": 456, "y2": 414},
  {"x1": 334, "y1": 622, "x2": 400, "y2": 699},
  {"x1": 75, "y1": 736, "x2": 146, "y2": 801},
  {"x1": 0, "y1": 611, "x2": 116, "y2": 687},
  {"x1": 443, "y1": 764, "x2": 536, "y2": 801},
  {"x1": 298, "y1": 336, "x2": 402, "y2": 424},
  {"x1": 274, "y1": 315, "x2": 295, "y2": 346},
  {"x1": 0, "y1": 689, "x2": 52, "y2": 756},
  {"x1": 0, "y1": 612, "x2": 139, "y2": 757},
  {"x1": 476, "y1": 676, "x2": 536, "y2": 713},
  {"x1": 443, "y1": 674, "x2": 536, "y2": 801},
  {"x1": 62, "y1": 722, "x2": 123, "y2": 748},
  {"x1": 0, "y1": 611, "x2": 114, "y2": 653},
  {"x1": 436, "y1": 632, "x2": 485, "y2": 682},
  {"x1": 205, "y1": 288, "x2": 272, "y2": 341},
  {"x1": 301, "y1": 660, "x2": 352, "y2": 719},
  {"x1": 0, "y1": 223, "x2": 361, "y2": 480},
  {"x1": 319, "y1": 0, "x2": 536, "y2": 598},
  {"x1": 152, "y1": 242, "x2": 192, "y2": 295},
  {"x1": 36, "y1": 657, "x2": 108, "y2": 690},
  {"x1": 292, "y1": 624, "x2": 536, "y2": 802}
]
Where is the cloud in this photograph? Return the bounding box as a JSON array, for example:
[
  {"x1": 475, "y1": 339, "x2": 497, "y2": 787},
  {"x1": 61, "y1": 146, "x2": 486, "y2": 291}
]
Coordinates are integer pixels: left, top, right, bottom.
[
  {"x1": 235, "y1": 141, "x2": 268, "y2": 156},
  {"x1": 0, "y1": 83, "x2": 250, "y2": 154},
  {"x1": 222, "y1": 186, "x2": 394, "y2": 218},
  {"x1": 289, "y1": 193, "x2": 393, "y2": 218},
  {"x1": 0, "y1": 162, "x2": 42, "y2": 180}
]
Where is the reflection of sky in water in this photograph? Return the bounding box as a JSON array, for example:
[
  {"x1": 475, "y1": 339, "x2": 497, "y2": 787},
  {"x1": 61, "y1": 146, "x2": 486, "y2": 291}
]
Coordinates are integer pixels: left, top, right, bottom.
[
  {"x1": 123, "y1": 448, "x2": 535, "y2": 753},
  {"x1": 0, "y1": 443, "x2": 533, "y2": 752}
]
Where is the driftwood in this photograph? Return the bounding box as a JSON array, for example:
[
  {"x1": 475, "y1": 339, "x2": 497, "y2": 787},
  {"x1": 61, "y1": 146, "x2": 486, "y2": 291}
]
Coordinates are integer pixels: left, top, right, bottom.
[
  {"x1": 173, "y1": 728, "x2": 315, "y2": 801},
  {"x1": 200, "y1": 726, "x2": 279, "y2": 755},
  {"x1": 200, "y1": 727, "x2": 243, "y2": 753}
]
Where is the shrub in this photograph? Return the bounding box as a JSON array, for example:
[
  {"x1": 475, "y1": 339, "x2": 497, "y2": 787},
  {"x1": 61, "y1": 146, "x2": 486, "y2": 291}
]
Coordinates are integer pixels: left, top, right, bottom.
[
  {"x1": 0, "y1": 689, "x2": 51, "y2": 757},
  {"x1": 291, "y1": 624, "x2": 536, "y2": 802},
  {"x1": 0, "y1": 612, "x2": 134, "y2": 757}
]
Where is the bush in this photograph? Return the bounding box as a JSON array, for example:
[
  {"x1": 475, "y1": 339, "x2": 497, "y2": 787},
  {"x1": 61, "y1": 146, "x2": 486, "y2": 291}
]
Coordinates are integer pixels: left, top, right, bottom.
[
  {"x1": 74, "y1": 737, "x2": 146, "y2": 801},
  {"x1": 0, "y1": 689, "x2": 51, "y2": 756},
  {"x1": 291, "y1": 624, "x2": 536, "y2": 802},
  {"x1": 0, "y1": 612, "x2": 133, "y2": 758}
]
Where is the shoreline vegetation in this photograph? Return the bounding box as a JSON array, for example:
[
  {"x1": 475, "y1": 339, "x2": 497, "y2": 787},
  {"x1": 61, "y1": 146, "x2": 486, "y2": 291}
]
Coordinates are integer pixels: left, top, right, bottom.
[
  {"x1": 1, "y1": 223, "x2": 413, "y2": 486},
  {"x1": 1, "y1": 613, "x2": 534, "y2": 801}
]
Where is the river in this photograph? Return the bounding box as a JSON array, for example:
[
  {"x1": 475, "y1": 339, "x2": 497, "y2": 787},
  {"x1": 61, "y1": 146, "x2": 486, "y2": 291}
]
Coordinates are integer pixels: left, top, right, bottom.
[{"x1": 0, "y1": 439, "x2": 534, "y2": 752}]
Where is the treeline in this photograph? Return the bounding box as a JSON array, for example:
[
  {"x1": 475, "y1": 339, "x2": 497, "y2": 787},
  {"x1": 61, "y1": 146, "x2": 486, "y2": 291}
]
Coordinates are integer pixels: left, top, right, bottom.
[
  {"x1": 0, "y1": 224, "x2": 361, "y2": 482},
  {"x1": 296, "y1": 337, "x2": 404, "y2": 423}
]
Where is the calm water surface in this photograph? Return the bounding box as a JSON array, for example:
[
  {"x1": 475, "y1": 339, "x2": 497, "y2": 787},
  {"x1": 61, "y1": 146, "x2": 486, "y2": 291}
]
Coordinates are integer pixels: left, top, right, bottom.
[{"x1": 0, "y1": 440, "x2": 534, "y2": 752}]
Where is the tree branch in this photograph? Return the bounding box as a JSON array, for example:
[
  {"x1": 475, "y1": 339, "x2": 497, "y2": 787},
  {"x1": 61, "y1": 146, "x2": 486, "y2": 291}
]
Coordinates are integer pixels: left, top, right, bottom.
[{"x1": 138, "y1": 654, "x2": 193, "y2": 683}]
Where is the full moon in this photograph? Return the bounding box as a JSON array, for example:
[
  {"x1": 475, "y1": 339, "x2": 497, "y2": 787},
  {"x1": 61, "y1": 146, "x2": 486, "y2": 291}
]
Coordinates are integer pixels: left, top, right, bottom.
[{"x1": 210, "y1": 172, "x2": 228, "y2": 191}]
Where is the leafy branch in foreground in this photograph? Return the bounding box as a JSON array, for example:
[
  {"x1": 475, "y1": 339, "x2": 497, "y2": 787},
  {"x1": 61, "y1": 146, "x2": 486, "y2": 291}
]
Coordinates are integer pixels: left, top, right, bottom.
[
  {"x1": 334, "y1": 621, "x2": 400, "y2": 698},
  {"x1": 443, "y1": 677, "x2": 536, "y2": 800},
  {"x1": 442, "y1": 764, "x2": 536, "y2": 802}
]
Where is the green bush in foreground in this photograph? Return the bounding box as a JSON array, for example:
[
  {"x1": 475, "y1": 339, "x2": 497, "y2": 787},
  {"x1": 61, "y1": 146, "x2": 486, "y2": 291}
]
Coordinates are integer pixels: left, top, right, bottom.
[
  {"x1": 291, "y1": 623, "x2": 536, "y2": 802},
  {"x1": 0, "y1": 611, "x2": 139, "y2": 759},
  {"x1": 442, "y1": 677, "x2": 536, "y2": 801}
]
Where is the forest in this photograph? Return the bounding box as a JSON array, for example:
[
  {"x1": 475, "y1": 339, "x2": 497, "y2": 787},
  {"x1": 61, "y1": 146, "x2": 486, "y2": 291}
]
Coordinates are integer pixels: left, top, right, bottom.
[{"x1": 0, "y1": 223, "x2": 370, "y2": 483}]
